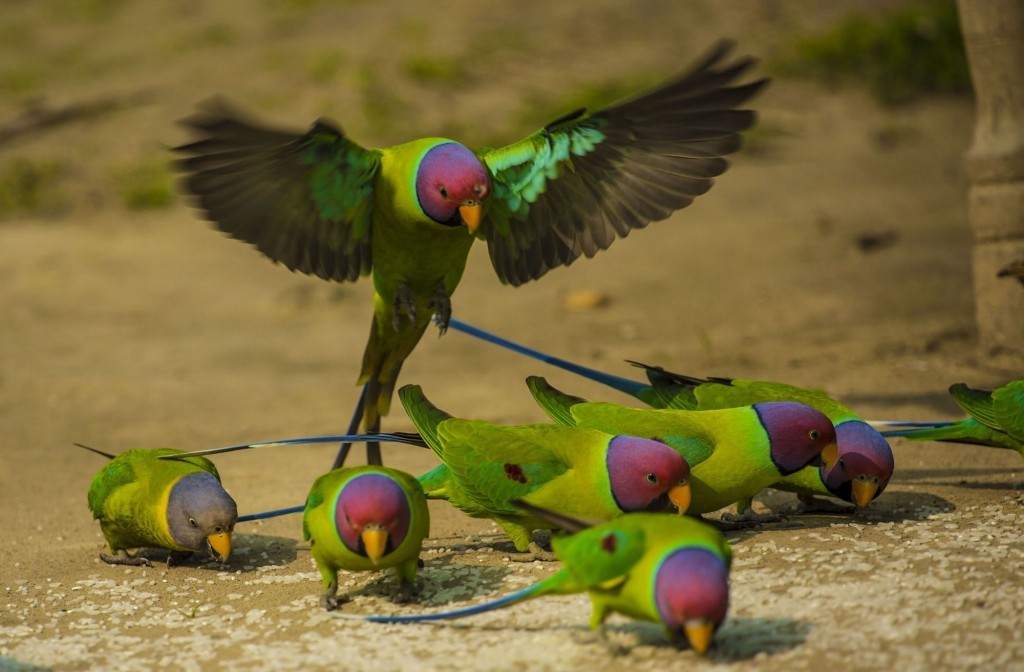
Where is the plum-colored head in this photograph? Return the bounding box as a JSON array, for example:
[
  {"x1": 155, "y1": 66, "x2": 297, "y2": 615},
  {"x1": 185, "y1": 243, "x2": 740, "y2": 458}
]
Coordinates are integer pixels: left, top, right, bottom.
[
  {"x1": 415, "y1": 142, "x2": 490, "y2": 231},
  {"x1": 822, "y1": 420, "x2": 895, "y2": 507},
  {"x1": 654, "y1": 547, "x2": 730, "y2": 655},
  {"x1": 606, "y1": 436, "x2": 691, "y2": 514},
  {"x1": 334, "y1": 473, "x2": 411, "y2": 564},
  {"x1": 754, "y1": 402, "x2": 837, "y2": 476}
]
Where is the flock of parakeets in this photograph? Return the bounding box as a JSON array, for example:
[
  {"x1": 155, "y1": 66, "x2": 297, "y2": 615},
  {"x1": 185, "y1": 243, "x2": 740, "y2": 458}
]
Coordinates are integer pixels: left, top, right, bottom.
[{"x1": 81, "y1": 39, "x2": 1024, "y2": 656}]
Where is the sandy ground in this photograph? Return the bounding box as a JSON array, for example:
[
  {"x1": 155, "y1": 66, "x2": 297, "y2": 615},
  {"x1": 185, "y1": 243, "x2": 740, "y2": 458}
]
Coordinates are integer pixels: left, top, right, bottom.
[{"x1": 2, "y1": 1, "x2": 1023, "y2": 670}]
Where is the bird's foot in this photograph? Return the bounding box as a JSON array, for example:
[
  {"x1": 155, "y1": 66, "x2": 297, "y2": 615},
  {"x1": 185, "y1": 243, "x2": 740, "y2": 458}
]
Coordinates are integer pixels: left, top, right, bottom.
[
  {"x1": 166, "y1": 551, "x2": 195, "y2": 568},
  {"x1": 716, "y1": 508, "x2": 785, "y2": 530},
  {"x1": 392, "y1": 578, "x2": 423, "y2": 605},
  {"x1": 794, "y1": 494, "x2": 856, "y2": 515},
  {"x1": 100, "y1": 550, "x2": 152, "y2": 567},
  {"x1": 428, "y1": 286, "x2": 452, "y2": 336},
  {"x1": 392, "y1": 285, "x2": 417, "y2": 331},
  {"x1": 321, "y1": 583, "x2": 349, "y2": 612},
  {"x1": 508, "y1": 542, "x2": 558, "y2": 562}
]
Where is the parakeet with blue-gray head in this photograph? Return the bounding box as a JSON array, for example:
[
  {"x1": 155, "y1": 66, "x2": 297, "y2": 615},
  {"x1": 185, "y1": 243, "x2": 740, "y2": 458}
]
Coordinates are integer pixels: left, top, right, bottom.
[
  {"x1": 173, "y1": 40, "x2": 767, "y2": 469},
  {"x1": 83, "y1": 445, "x2": 237, "y2": 567}
]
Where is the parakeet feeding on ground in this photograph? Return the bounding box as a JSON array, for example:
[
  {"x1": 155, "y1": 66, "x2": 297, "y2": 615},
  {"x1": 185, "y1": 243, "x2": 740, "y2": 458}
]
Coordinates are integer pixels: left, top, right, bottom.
[
  {"x1": 399, "y1": 384, "x2": 693, "y2": 559},
  {"x1": 361, "y1": 502, "x2": 732, "y2": 655},
  {"x1": 173, "y1": 40, "x2": 768, "y2": 469},
  {"x1": 82, "y1": 444, "x2": 237, "y2": 567},
  {"x1": 447, "y1": 318, "x2": 894, "y2": 512},
  {"x1": 302, "y1": 465, "x2": 429, "y2": 610},
  {"x1": 525, "y1": 376, "x2": 836, "y2": 520},
  {"x1": 881, "y1": 381, "x2": 1024, "y2": 459}
]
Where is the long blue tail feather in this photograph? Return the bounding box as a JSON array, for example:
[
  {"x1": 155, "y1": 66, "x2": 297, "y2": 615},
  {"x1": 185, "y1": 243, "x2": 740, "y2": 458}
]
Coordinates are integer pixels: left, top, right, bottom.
[
  {"x1": 360, "y1": 582, "x2": 547, "y2": 623},
  {"x1": 448, "y1": 318, "x2": 649, "y2": 397},
  {"x1": 237, "y1": 505, "x2": 305, "y2": 523},
  {"x1": 158, "y1": 432, "x2": 426, "y2": 460}
]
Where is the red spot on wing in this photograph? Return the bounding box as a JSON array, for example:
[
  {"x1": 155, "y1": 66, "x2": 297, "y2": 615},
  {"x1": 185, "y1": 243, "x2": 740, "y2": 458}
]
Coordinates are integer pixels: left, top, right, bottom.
[
  {"x1": 503, "y1": 463, "x2": 527, "y2": 484},
  {"x1": 601, "y1": 533, "x2": 617, "y2": 554}
]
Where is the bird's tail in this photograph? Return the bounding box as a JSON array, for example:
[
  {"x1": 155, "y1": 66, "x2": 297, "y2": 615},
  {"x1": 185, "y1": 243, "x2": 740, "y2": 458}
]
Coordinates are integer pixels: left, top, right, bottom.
[
  {"x1": 75, "y1": 443, "x2": 116, "y2": 459},
  {"x1": 357, "y1": 572, "x2": 570, "y2": 624},
  {"x1": 525, "y1": 376, "x2": 588, "y2": 426},
  {"x1": 398, "y1": 385, "x2": 452, "y2": 459},
  {"x1": 879, "y1": 424, "x2": 973, "y2": 442},
  {"x1": 448, "y1": 318, "x2": 650, "y2": 398}
]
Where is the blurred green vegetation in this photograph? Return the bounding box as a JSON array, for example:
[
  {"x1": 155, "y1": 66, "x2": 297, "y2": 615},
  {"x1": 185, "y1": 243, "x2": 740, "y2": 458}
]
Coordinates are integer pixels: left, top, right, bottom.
[
  {"x1": 509, "y1": 74, "x2": 659, "y2": 134},
  {"x1": 402, "y1": 54, "x2": 469, "y2": 87},
  {"x1": 0, "y1": 158, "x2": 69, "y2": 219},
  {"x1": 307, "y1": 49, "x2": 346, "y2": 84},
  {"x1": 114, "y1": 155, "x2": 175, "y2": 211},
  {"x1": 775, "y1": 0, "x2": 970, "y2": 105}
]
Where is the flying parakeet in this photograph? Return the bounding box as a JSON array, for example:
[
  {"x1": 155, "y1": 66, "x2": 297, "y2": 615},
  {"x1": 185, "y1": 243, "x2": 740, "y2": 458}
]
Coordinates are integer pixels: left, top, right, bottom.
[
  {"x1": 526, "y1": 376, "x2": 837, "y2": 518},
  {"x1": 446, "y1": 318, "x2": 893, "y2": 511},
  {"x1": 83, "y1": 445, "x2": 237, "y2": 566},
  {"x1": 361, "y1": 502, "x2": 731, "y2": 655},
  {"x1": 881, "y1": 381, "x2": 1024, "y2": 459},
  {"x1": 173, "y1": 40, "x2": 768, "y2": 468},
  {"x1": 303, "y1": 465, "x2": 430, "y2": 610},
  {"x1": 399, "y1": 384, "x2": 693, "y2": 559}
]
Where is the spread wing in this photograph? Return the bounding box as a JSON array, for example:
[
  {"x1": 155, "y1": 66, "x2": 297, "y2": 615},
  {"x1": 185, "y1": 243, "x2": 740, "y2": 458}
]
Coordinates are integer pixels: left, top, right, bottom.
[
  {"x1": 478, "y1": 40, "x2": 767, "y2": 286},
  {"x1": 174, "y1": 97, "x2": 381, "y2": 283}
]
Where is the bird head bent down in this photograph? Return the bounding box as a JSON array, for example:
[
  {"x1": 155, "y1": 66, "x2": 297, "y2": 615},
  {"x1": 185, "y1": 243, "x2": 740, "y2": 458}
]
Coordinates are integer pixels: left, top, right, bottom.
[
  {"x1": 754, "y1": 402, "x2": 838, "y2": 476},
  {"x1": 606, "y1": 436, "x2": 692, "y2": 515},
  {"x1": 166, "y1": 472, "x2": 237, "y2": 562},
  {"x1": 822, "y1": 421, "x2": 895, "y2": 508},
  {"x1": 335, "y1": 473, "x2": 412, "y2": 565},
  {"x1": 415, "y1": 142, "x2": 491, "y2": 234},
  {"x1": 654, "y1": 547, "x2": 730, "y2": 655}
]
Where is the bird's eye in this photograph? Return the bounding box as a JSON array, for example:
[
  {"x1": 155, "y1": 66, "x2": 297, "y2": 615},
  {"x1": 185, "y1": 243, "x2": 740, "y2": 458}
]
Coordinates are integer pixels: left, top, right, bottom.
[
  {"x1": 809, "y1": 429, "x2": 821, "y2": 441},
  {"x1": 473, "y1": 184, "x2": 484, "y2": 195},
  {"x1": 188, "y1": 518, "x2": 198, "y2": 528},
  {"x1": 645, "y1": 473, "x2": 658, "y2": 484},
  {"x1": 214, "y1": 526, "x2": 222, "y2": 533},
  {"x1": 679, "y1": 478, "x2": 688, "y2": 487},
  {"x1": 439, "y1": 186, "x2": 449, "y2": 199},
  {"x1": 838, "y1": 458, "x2": 847, "y2": 472}
]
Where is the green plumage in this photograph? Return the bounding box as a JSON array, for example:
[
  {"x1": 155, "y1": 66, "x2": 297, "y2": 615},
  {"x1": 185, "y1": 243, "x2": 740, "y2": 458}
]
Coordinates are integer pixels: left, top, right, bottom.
[
  {"x1": 174, "y1": 41, "x2": 767, "y2": 457},
  {"x1": 302, "y1": 465, "x2": 429, "y2": 607},
  {"x1": 87, "y1": 448, "x2": 224, "y2": 555},
  {"x1": 399, "y1": 385, "x2": 679, "y2": 552},
  {"x1": 890, "y1": 381, "x2": 1024, "y2": 457},
  {"x1": 527, "y1": 377, "x2": 790, "y2": 514}
]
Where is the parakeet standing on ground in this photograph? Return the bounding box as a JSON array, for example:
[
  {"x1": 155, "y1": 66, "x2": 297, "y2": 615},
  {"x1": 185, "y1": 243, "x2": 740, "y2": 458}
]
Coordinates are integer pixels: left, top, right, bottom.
[
  {"x1": 399, "y1": 384, "x2": 692, "y2": 559},
  {"x1": 83, "y1": 445, "x2": 237, "y2": 566},
  {"x1": 173, "y1": 40, "x2": 767, "y2": 468},
  {"x1": 882, "y1": 381, "x2": 1024, "y2": 459},
  {"x1": 526, "y1": 377, "x2": 836, "y2": 519},
  {"x1": 634, "y1": 363, "x2": 894, "y2": 511},
  {"x1": 363, "y1": 502, "x2": 731, "y2": 655},
  {"x1": 446, "y1": 319, "x2": 893, "y2": 512},
  {"x1": 303, "y1": 465, "x2": 429, "y2": 610}
]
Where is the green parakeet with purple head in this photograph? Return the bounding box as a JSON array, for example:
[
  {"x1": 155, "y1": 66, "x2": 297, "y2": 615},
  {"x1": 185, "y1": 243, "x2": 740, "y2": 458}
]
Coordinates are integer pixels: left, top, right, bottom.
[
  {"x1": 173, "y1": 40, "x2": 767, "y2": 468},
  {"x1": 303, "y1": 465, "x2": 430, "y2": 610}
]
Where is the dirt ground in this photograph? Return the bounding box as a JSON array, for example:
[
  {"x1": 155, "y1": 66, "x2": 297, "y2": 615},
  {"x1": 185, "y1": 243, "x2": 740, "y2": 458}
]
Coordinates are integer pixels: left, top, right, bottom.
[{"x1": 2, "y1": 1, "x2": 1023, "y2": 670}]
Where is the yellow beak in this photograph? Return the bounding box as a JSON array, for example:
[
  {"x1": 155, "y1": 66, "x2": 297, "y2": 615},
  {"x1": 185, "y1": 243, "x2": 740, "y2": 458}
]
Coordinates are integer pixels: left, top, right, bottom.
[
  {"x1": 206, "y1": 532, "x2": 232, "y2": 562},
  {"x1": 459, "y1": 204, "x2": 482, "y2": 234},
  {"x1": 669, "y1": 483, "x2": 692, "y2": 515},
  {"x1": 851, "y1": 479, "x2": 879, "y2": 508},
  {"x1": 684, "y1": 618, "x2": 715, "y2": 655},
  {"x1": 361, "y1": 527, "x2": 389, "y2": 565},
  {"x1": 819, "y1": 442, "x2": 839, "y2": 470}
]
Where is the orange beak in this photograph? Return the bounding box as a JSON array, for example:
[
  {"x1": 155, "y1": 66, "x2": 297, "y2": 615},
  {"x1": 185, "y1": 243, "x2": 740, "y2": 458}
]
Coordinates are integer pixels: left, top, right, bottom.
[
  {"x1": 361, "y1": 526, "x2": 389, "y2": 565},
  {"x1": 206, "y1": 532, "x2": 232, "y2": 562},
  {"x1": 851, "y1": 478, "x2": 879, "y2": 508},
  {"x1": 684, "y1": 618, "x2": 715, "y2": 655},
  {"x1": 669, "y1": 482, "x2": 692, "y2": 515},
  {"x1": 459, "y1": 203, "x2": 482, "y2": 234}
]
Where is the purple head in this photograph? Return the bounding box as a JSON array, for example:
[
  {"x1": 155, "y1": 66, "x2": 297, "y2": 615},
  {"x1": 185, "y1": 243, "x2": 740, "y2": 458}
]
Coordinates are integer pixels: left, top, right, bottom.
[
  {"x1": 606, "y1": 436, "x2": 692, "y2": 514},
  {"x1": 754, "y1": 402, "x2": 837, "y2": 476},
  {"x1": 821, "y1": 420, "x2": 895, "y2": 508},
  {"x1": 415, "y1": 142, "x2": 490, "y2": 230},
  {"x1": 334, "y1": 473, "x2": 411, "y2": 563},
  {"x1": 654, "y1": 547, "x2": 730, "y2": 655}
]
